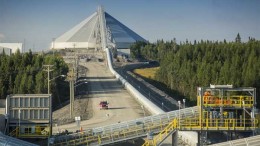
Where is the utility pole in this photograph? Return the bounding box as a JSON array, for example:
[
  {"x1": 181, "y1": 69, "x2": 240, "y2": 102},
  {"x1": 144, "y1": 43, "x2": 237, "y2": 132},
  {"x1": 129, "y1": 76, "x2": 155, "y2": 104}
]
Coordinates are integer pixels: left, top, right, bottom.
[
  {"x1": 23, "y1": 39, "x2": 26, "y2": 53},
  {"x1": 43, "y1": 65, "x2": 53, "y2": 146},
  {"x1": 43, "y1": 65, "x2": 54, "y2": 94},
  {"x1": 67, "y1": 68, "x2": 76, "y2": 118},
  {"x1": 73, "y1": 43, "x2": 79, "y2": 97},
  {"x1": 52, "y1": 38, "x2": 56, "y2": 56},
  {"x1": 73, "y1": 43, "x2": 78, "y2": 80}
]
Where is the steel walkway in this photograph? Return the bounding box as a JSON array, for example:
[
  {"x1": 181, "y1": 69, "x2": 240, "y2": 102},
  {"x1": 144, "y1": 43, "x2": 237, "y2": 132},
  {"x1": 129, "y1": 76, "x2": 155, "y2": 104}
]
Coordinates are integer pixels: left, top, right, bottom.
[
  {"x1": 142, "y1": 116, "x2": 259, "y2": 146},
  {"x1": 51, "y1": 106, "x2": 199, "y2": 146},
  {"x1": 52, "y1": 105, "x2": 259, "y2": 146},
  {"x1": 209, "y1": 135, "x2": 260, "y2": 146}
]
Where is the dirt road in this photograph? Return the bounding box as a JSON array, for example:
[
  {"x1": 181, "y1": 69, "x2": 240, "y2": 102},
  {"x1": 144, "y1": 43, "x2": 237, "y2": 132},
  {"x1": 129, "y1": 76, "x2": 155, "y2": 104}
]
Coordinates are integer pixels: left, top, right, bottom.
[{"x1": 53, "y1": 60, "x2": 149, "y2": 133}]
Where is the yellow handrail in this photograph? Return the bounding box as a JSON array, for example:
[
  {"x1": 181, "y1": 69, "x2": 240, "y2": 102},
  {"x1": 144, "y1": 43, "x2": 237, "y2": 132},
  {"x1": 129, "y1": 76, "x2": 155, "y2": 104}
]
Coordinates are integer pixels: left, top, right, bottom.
[
  {"x1": 9, "y1": 127, "x2": 19, "y2": 137},
  {"x1": 142, "y1": 118, "x2": 178, "y2": 146},
  {"x1": 202, "y1": 95, "x2": 253, "y2": 108}
]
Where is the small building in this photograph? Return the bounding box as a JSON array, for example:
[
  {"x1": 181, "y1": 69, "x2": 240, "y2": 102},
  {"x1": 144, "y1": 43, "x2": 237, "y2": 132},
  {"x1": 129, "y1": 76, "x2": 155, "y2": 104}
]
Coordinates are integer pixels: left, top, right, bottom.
[
  {"x1": 0, "y1": 43, "x2": 23, "y2": 55},
  {"x1": 0, "y1": 47, "x2": 12, "y2": 55},
  {"x1": 5, "y1": 94, "x2": 52, "y2": 138}
]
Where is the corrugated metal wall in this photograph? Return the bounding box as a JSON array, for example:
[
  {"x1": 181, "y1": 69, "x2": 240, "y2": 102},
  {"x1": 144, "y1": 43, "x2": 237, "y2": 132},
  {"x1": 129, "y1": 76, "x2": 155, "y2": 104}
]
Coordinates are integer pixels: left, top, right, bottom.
[
  {"x1": 9, "y1": 97, "x2": 50, "y2": 120},
  {"x1": 9, "y1": 97, "x2": 49, "y2": 120}
]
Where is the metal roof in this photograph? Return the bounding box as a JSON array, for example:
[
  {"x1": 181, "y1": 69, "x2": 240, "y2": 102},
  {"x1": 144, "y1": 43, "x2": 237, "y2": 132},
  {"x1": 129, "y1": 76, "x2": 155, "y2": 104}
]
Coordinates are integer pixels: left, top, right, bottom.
[{"x1": 53, "y1": 7, "x2": 146, "y2": 49}]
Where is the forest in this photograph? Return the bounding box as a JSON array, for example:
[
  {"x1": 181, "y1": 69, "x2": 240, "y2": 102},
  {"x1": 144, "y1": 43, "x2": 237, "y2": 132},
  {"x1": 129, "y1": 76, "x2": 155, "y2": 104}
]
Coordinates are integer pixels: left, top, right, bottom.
[
  {"x1": 0, "y1": 50, "x2": 69, "y2": 107},
  {"x1": 130, "y1": 34, "x2": 260, "y2": 107}
]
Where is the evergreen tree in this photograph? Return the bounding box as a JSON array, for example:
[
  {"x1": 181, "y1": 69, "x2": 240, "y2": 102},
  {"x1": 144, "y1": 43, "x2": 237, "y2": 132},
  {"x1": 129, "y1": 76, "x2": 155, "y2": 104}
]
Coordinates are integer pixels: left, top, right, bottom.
[
  {"x1": 131, "y1": 38, "x2": 260, "y2": 107},
  {"x1": 235, "y1": 33, "x2": 241, "y2": 43},
  {"x1": 0, "y1": 51, "x2": 68, "y2": 103}
]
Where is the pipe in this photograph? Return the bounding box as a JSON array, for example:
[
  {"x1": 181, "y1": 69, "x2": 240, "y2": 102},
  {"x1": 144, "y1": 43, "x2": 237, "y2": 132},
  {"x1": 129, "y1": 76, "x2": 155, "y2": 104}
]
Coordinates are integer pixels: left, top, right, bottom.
[
  {"x1": 105, "y1": 48, "x2": 164, "y2": 115},
  {"x1": 0, "y1": 132, "x2": 38, "y2": 146}
]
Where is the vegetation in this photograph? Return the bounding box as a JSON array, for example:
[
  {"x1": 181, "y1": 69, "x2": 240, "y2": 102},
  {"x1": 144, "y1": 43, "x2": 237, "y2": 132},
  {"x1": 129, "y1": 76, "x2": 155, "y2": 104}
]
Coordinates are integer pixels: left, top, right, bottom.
[
  {"x1": 131, "y1": 34, "x2": 260, "y2": 107},
  {"x1": 133, "y1": 67, "x2": 159, "y2": 79},
  {"x1": 0, "y1": 50, "x2": 69, "y2": 107}
]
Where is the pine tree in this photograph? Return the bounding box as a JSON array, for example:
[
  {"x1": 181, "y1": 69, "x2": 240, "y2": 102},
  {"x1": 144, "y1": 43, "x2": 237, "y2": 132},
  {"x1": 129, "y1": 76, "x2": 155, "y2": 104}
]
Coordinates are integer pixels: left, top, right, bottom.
[{"x1": 235, "y1": 33, "x2": 241, "y2": 43}]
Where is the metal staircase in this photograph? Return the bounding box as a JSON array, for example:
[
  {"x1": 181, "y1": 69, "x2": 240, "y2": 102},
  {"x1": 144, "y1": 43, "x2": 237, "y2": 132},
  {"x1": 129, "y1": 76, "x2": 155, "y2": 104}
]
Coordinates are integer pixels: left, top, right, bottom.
[
  {"x1": 8, "y1": 127, "x2": 19, "y2": 137},
  {"x1": 142, "y1": 118, "x2": 178, "y2": 146}
]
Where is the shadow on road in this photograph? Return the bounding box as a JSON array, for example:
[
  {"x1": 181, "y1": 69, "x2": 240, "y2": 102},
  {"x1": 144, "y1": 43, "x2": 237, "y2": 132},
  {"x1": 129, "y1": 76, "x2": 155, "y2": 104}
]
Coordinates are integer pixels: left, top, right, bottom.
[
  {"x1": 85, "y1": 76, "x2": 116, "y2": 79},
  {"x1": 108, "y1": 107, "x2": 128, "y2": 110}
]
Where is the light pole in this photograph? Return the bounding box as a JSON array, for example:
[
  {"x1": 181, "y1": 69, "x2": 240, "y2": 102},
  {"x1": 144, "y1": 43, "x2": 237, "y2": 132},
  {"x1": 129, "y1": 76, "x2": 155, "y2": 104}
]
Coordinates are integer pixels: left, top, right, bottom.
[
  {"x1": 178, "y1": 100, "x2": 181, "y2": 128},
  {"x1": 47, "y1": 73, "x2": 65, "y2": 143},
  {"x1": 161, "y1": 102, "x2": 164, "y2": 110},
  {"x1": 75, "y1": 79, "x2": 87, "y2": 95},
  {"x1": 242, "y1": 100, "x2": 255, "y2": 135},
  {"x1": 18, "y1": 109, "x2": 21, "y2": 136},
  {"x1": 4, "y1": 114, "x2": 9, "y2": 134},
  {"x1": 75, "y1": 81, "x2": 87, "y2": 87},
  {"x1": 70, "y1": 80, "x2": 88, "y2": 118},
  {"x1": 183, "y1": 99, "x2": 186, "y2": 108},
  {"x1": 75, "y1": 81, "x2": 88, "y2": 95},
  {"x1": 242, "y1": 100, "x2": 246, "y2": 128},
  {"x1": 242, "y1": 100, "x2": 252, "y2": 128},
  {"x1": 48, "y1": 74, "x2": 66, "y2": 94}
]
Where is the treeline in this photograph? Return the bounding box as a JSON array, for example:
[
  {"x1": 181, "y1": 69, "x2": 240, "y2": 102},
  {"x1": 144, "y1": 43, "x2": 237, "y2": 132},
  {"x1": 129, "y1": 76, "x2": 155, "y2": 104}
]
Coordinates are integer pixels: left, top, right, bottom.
[
  {"x1": 131, "y1": 35, "x2": 260, "y2": 107},
  {"x1": 0, "y1": 50, "x2": 69, "y2": 107}
]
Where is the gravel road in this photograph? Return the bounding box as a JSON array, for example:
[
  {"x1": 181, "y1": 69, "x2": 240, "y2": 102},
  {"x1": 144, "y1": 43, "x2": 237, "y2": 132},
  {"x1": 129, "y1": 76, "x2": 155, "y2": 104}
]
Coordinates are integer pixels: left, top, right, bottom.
[{"x1": 52, "y1": 58, "x2": 150, "y2": 134}]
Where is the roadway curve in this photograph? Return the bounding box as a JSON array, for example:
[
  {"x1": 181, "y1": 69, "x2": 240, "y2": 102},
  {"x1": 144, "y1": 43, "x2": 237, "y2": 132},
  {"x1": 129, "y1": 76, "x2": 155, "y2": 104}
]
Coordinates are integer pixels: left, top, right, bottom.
[{"x1": 115, "y1": 63, "x2": 179, "y2": 111}]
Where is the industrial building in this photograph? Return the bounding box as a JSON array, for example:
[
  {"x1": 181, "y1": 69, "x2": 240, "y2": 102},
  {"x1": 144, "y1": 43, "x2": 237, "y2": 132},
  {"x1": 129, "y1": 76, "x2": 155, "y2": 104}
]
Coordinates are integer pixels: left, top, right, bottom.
[
  {"x1": 51, "y1": 6, "x2": 147, "y2": 56},
  {"x1": 0, "y1": 43, "x2": 23, "y2": 55},
  {"x1": 5, "y1": 94, "x2": 52, "y2": 138}
]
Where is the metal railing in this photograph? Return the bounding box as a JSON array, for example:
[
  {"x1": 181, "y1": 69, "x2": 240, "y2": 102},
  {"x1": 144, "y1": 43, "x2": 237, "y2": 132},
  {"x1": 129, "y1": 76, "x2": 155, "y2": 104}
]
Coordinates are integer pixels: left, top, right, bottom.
[
  {"x1": 143, "y1": 118, "x2": 178, "y2": 146},
  {"x1": 209, "y1": 134, "x2": 260, "y2": 146},
  {"x1": 9, "y1": 126, "x2": 50, "y2": 138},
  {"x1": 0, "y1": 132, "x2": 39, "y2": 146},
  {"x1": 52, "y1": 106, "x2": 199, "y2": 146},
  {"x1": 52, "y1": 104, "x2": 259, "y2": 146},
  {"x1": 8, "y1": 127, "x2": 19, "y2": 137},
  {"x1": 200, "y1": 95, "x2": 254, "y2": 108},
  {"x1": 142, "y1": 117, "x2": 259, "y2": 146}
]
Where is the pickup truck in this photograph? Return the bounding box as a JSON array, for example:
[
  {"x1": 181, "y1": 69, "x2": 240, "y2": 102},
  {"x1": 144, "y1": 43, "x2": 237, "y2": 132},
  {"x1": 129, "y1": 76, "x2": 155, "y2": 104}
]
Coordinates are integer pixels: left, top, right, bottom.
[{"x1": 99, "y1": 101, "x2": 109, "y2": 110}]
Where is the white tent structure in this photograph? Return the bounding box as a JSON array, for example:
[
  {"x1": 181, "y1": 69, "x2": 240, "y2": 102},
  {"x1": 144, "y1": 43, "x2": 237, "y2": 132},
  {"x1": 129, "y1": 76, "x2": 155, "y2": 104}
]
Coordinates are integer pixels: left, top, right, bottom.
[{"x1": 52, "y1": 6, "x2": 147, "y2": 55}]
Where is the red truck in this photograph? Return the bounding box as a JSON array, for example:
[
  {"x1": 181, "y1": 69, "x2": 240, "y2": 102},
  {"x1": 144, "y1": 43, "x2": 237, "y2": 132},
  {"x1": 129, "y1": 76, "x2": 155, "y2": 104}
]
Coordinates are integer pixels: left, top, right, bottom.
[{"x1": 99, "y1": 101, "x2": 109, "y2": 110}]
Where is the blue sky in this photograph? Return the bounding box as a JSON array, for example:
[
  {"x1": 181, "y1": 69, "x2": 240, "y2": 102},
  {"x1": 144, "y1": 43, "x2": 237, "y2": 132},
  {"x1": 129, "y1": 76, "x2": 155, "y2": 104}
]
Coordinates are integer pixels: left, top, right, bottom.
[{"x1": 0, "y1": 0, "x2": 259, "y2": 51}]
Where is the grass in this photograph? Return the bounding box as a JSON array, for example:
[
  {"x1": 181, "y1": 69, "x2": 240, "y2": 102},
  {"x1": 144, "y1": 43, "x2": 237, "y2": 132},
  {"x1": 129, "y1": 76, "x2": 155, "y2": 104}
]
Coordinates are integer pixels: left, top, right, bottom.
[{"x1": 133, "y1": 67, "x2": 159, "y2": 79}]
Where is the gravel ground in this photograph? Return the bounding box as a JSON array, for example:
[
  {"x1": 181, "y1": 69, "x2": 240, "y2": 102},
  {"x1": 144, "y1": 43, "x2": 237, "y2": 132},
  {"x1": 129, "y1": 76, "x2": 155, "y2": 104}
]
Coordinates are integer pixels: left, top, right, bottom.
[
  {"x1": 51, "y1": 52, "x2": 185, "y2": 145},
  {"x1": 52, "y1": 96, "x2": 93, "y2": 127},
  {"x1": 52, "y1": 53, "x2": 147, "y2": 135}
]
